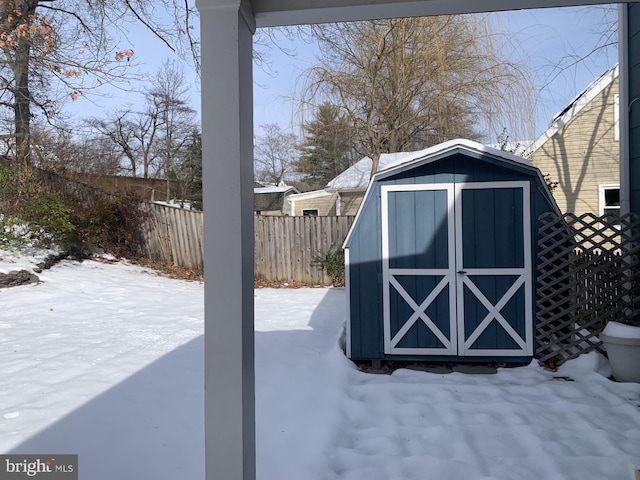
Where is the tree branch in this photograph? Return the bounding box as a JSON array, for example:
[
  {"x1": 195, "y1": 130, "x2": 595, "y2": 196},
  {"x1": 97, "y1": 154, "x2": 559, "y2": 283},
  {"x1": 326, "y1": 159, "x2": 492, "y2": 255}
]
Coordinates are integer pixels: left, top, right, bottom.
[
  {"x1": 122, "y1": 0, "x2": 175, "y2": 53},
  {"x1": 38, "y1": 4, "x2": 94, "y2": 34}
]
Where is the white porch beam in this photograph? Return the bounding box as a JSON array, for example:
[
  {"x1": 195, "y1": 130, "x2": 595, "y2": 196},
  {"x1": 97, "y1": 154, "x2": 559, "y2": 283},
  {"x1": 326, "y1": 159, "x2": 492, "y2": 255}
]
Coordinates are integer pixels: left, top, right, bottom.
[
  {"x1": 196, "y1": 1, "x2": 256, "y2": 479},
  {"x1": 252, "y1": 0, "x2": 631, "y2": 27}
]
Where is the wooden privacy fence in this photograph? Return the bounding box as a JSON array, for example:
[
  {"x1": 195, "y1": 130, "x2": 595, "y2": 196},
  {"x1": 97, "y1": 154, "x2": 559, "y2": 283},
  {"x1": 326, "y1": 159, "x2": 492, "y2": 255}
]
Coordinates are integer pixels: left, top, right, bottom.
[
  {"x1": 141, "y1": 203, "x2": 204, "y2": 271},
  {"x1": 536, "y1": 212, "x2": 640, "y2": 364},
  {"x1": 140, "y1": 204, "x2": 355, "y2": 284},
  {"x1": 254, "y1": 215, "x2": 355, "y2": 284}
]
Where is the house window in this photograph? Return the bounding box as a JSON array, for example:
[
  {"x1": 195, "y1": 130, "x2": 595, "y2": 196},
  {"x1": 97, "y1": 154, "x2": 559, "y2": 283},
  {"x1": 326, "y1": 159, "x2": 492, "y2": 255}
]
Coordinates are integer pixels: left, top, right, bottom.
[
  {"x1": 302, "y1": 209, "x2": 319, "y2": 216},
  {"x1": 599, "y1": 184, "x2": 620, "y2": 224}
]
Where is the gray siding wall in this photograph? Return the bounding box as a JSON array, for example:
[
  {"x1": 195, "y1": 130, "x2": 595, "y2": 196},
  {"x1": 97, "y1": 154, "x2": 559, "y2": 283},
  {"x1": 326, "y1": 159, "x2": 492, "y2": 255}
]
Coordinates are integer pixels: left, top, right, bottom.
[{"x1": 629, "y1": 4, "x2": 640, "y2": 215}]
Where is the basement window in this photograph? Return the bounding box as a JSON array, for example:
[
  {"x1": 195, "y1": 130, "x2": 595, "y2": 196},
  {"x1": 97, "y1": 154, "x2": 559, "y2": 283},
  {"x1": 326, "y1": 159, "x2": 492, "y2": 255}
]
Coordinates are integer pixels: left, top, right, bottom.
[{"x1": 599, "y1": 184, "x2": 620, "y2": 225}]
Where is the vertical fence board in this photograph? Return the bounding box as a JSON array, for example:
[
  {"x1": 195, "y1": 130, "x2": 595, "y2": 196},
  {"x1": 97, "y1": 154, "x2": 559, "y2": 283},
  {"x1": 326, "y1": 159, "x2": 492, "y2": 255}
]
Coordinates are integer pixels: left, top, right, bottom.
[
  {"x1": 252, "y1": 214, "x2": 354, "y2": 284},
  {"x1": 140, "y1": 203, "x2": 204, "y2": 270},
  {"x1": 141, "y1": 207, "x2": 355, "y2": 283}
]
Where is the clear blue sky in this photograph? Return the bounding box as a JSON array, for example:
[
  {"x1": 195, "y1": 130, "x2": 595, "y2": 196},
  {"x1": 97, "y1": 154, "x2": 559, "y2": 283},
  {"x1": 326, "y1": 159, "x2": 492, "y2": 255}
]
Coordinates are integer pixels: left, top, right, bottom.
[
  {"x1": 503, "y1": 5, "x2": 618, "y2": 136},
  {"x1": 63, "y1": 5, "x2": 617, "y2": 144},
  {"x1": 252, "y1": 5, "x2": 618, "y2": 142}
]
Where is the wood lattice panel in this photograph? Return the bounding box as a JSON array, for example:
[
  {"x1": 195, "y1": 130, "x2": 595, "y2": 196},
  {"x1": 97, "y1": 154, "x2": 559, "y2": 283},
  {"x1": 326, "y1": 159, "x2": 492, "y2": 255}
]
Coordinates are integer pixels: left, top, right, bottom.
[{"x1": 536, "y1": 212, "x2": 640, "y2": 364}]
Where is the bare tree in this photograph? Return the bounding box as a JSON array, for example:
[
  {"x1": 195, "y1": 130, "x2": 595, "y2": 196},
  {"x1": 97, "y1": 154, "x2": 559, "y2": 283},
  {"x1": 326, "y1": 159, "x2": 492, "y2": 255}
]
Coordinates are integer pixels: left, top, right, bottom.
[
  {"x1": 90, "y1": 106, "x2": 163, "y2": 178},
  {"x1": 28, "y1": 123, "x2": 122, "y2": 175},
  {"x1": 172, "y1": 129, "x2": 202, "y2": 208},
  {"x1": 0, "y1": 0, "x2": 199, "y2": 172},
  {"x1": 538, "y1": 5, "x2": 617, "y2": 93},
  {"x1": 148, "y1": 59, "x2": 197, "y2": 199},
  {"x1": 131, "y1": 106, "x2": 162, "y2": 179},
  {"x1": 300, "y1": 16, "x2": 535, "y2": 176},
  {"x1": 70, "y1": 135, "x2": 123, "y2": 176},
  {"x1": 89, "y1": 112, "x2": 141, "y2": 176},
  {"x1": 254, "y1": 123, "x2": 299, "y2": 186},
  {"x1": 90, "y1": 60, "x2": 197, "y2": 180}
]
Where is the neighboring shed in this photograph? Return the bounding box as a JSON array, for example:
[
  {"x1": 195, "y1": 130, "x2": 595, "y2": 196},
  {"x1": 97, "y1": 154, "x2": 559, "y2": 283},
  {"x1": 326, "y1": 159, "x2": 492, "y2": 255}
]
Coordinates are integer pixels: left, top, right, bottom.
[
  {"x1": 254, "y1": 184, "x2": 299, "y2": 215},
  {"x1": 344, "y1": 139, "x2": 559, "y2": 363}
]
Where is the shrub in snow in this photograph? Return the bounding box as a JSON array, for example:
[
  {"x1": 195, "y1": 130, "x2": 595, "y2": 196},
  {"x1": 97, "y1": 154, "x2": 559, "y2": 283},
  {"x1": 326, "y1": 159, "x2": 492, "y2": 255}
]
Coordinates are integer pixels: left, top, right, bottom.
[
  {"x1": 0, "y1": 167, "x2": 73, "y2": 247},
  {"x1": 71, "y1": 191, "x2": 148, "y2": 259},
  {"x1": 313, "y1": 246, "x2": 345, "y2": 287},
  {"x1": 0, "y1": 164, "x2": 148, "y2": 258}
]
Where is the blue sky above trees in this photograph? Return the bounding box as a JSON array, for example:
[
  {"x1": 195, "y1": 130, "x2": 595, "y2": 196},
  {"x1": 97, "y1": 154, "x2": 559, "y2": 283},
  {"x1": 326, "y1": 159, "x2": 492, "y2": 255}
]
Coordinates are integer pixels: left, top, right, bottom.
[
  {"x1": 62, "y1": 5, "x2": 617, "y2": 144},
  {"x1": 252, "y1": 5, "x2": 617, "y2": 142}
]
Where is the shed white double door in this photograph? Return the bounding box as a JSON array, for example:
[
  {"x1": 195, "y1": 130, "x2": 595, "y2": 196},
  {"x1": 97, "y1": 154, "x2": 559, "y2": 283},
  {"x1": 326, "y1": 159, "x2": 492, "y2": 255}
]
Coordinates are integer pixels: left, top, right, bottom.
[{"x1": 381, "y1": 182, "x2": 533, "y2": 357}]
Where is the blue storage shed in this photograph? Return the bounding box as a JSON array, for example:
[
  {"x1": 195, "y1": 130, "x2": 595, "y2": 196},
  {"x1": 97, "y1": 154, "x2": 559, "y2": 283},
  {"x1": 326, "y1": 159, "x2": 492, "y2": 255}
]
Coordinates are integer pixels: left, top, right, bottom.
[{"x1": 343, "y1": 139, "x2": 559, "y2": 363}]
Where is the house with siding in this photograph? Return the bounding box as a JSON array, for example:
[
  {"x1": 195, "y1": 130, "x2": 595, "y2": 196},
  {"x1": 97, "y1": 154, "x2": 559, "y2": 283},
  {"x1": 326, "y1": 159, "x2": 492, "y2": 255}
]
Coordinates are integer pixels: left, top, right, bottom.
[
  {"x1": 254, "y1": 184, "x2": 298, "y2": 215},
  {"x1": 525, "y1": 65, "x2": 620, "y2": 220},
  {"x1": 286, "y1": 189, "x2": 338, "y2": 216},
  {"x1": 289, "y1": 151, "x2": 435, "y2": 216}
]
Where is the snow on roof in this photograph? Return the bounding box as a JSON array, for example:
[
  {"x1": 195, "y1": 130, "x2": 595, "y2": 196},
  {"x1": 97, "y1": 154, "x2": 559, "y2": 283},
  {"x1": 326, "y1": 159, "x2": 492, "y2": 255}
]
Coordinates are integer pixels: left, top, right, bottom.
[
  {"x1": 486, "y1": 141, "x2": 532, "y2": 157},
  {"x1": 326, "y1": 139, "x2": 534, "y2": 192},
  {"x1": 525, "y1": 64, "x2": 618, "y2": 156},
  {"x1": 254, "y1": 185, "x2": 297, "y2": 194},
  {"x1": 326, "y1": 151, "x2": 423, "y2": 192}
]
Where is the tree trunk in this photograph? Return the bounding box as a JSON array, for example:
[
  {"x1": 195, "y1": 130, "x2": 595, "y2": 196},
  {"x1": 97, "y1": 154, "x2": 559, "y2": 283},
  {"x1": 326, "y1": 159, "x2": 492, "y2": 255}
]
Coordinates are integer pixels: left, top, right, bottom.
[
  {"x1": 14, "y1": 52, "x2": 31, "y2": 176},
  {"x1": 11, "y1": 1, "x2": 38, "y2": 176},
  {"x1": 370, "y1": 152, "x2": 380, "y2": 180}
]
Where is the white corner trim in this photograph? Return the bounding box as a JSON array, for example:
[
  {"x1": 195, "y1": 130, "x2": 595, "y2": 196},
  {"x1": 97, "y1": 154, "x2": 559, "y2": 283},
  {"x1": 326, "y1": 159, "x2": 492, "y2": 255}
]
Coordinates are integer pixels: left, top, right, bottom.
[{"x1": 344, "y1": 247, "x2": 352, "y2": 358}]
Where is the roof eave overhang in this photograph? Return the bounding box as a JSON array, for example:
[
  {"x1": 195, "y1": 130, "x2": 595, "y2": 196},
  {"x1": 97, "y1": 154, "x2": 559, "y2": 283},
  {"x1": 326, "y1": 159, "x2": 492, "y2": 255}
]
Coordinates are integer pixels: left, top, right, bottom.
[{"x1": 250, "y1": 0, "x2": 621, "y2": 27}]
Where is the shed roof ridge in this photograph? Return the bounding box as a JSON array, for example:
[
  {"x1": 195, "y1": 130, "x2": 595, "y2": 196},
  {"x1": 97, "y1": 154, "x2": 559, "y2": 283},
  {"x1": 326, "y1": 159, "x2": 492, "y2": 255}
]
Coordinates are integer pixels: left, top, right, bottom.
[{"x1": 326, "y1": 139, "x2": 533, "y2": 192}]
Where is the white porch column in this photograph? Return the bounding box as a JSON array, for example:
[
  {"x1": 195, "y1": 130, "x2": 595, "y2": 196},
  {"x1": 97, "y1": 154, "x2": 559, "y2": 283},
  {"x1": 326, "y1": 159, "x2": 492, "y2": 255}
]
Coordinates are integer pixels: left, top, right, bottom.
[
  {"x1": 196, "y1": 1, "x2": 256, "y2": 479},
  {"x1": 619, "y1": 3, "x2": 630, "y2": 216}
]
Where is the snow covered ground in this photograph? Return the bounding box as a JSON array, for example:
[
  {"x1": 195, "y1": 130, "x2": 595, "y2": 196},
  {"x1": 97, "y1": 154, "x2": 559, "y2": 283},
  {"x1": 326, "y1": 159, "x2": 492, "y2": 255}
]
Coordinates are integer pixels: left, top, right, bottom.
[{"x1": 1, "y1": 249, "x2": 640, "y2": 479}]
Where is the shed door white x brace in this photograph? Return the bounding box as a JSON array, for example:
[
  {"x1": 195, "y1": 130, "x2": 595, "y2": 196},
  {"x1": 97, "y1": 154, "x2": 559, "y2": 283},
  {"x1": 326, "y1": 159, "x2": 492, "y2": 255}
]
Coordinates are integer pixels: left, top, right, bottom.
[{"x1": 381, "y1": 182, "x2": 533, "y2": 356}]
